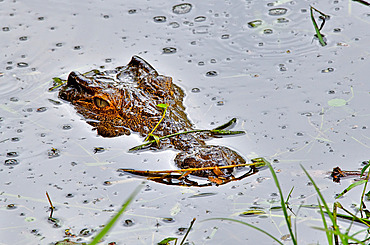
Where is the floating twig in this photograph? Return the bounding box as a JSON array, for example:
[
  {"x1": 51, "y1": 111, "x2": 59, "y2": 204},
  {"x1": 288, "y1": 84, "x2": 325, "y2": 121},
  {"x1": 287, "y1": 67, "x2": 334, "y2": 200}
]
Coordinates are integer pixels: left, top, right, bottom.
[
  {"x1": 180, "y1": 218, "x2": 196, "y2": 245},
  {"x1": 46, "y1": 191, "x2": 55, "y2": 218}
]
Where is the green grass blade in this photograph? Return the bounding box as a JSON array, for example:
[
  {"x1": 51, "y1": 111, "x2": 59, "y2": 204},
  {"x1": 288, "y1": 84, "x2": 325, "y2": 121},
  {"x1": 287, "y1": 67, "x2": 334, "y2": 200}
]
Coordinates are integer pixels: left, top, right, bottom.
[
  {"x1": 360, "y1": 164, "x2": 370, "y2": 217},
  {"x1": 312, "y1": 227, "x2": 366, "y2": 244},
  {"x1": 310, "y1": 6, "x2": 327, "y2": 46},
  {"x1": 267, "y1": 160, "x2": 297, "y2": 244},
  {"x1": 88, "y1": 184, "x2": 143, "y2": 245},
  {"x1": 317, "y1": 199, "x2": 333, "y2": 245},
  {"x1": 204, "y1": 218, "x2": 284, "y2": 245},
  {"x1": 301, "y1": 165, "x2": 346, "y2": 243},
  {"x1": 360, "y1": 161, "x2": 370, "y2": 176},
  {"x1": 335, "y1": 180, "x2": 367, "y2": 199},
  {"x1": 212, "y1": 118, "x2": 237, "y2": 130}
]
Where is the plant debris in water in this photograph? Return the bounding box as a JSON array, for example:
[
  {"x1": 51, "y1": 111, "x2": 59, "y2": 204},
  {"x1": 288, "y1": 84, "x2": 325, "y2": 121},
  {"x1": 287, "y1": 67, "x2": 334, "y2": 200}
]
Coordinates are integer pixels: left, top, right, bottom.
[{"x1": 310, "y1": 6, "x2": 330, "y2": 46}]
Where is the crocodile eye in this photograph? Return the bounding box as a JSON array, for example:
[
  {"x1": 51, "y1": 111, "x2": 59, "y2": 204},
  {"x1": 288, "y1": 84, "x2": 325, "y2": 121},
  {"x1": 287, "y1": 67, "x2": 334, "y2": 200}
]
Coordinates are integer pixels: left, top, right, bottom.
[{"x1": 94, "y1": 97, "x2": 109, "y2": 108}]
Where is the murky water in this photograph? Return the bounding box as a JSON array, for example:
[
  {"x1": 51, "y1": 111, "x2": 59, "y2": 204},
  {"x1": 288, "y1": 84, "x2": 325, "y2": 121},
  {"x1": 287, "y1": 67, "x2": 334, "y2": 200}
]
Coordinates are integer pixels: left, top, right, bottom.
[{"x1": 1, "y1": 0, "x2": 369, "y2": 244}]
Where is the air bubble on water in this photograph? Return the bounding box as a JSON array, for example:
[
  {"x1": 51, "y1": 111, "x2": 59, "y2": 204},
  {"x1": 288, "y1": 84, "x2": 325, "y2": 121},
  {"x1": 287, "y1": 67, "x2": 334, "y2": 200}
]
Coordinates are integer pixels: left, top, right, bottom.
[
  {"x1": 169, "y1": 22, "x2": 180, "y2": 28},
  {"x1": 7, "y1": 152, "x2": 18, "y2": 157},
  {"x1": 268, "y1": 8, "x2": 288, "y2": 16},
  {"x1": 193, "y1": 26, "x2": 209, "y2": 34},
  {"x1": 277, "y1": 18, "x2": 289, "y2": 23},
  {"x1": 263, "y1": 29, "x2": 273, "y2": 34},
  {"x1": 123, "y1": 219, "x2": 135, "y2": 227},
  {"x1": 206, "y1": 71, "x2": 218, "y2": 77},
  {"x1": 247, "y1": 20, "x2": 262, "y2": 28},
  {"x1": 172, "y1": 3, "x2": 192, "y2": 14},
  {"x1": 194, "y1": 16, "x2": 206, "y2": 22},
  {"x1": 221, "y1": 34, "x2": 229, "y2": 39},
  {"x1": 162, "y1": 47, "x2": 177, "y2": 54},
  {"x1": 62, "y1": 124, "x2": 72, "y2": 130},
  {"x1": 17, "y1": 62, "x2": 28, "y2": 68},
  {"x1": 321, "y1": 68, "x2": 334, "y2": 73},
  {"x1": 5, "y1": 159, "x2": 19, "y2": 166},
  {"x1": 36, "y1": 107, "x2": 47, "y2": 112},
  {"x1": 153, "y1": 16, "x2": 166, "y2": 23}
]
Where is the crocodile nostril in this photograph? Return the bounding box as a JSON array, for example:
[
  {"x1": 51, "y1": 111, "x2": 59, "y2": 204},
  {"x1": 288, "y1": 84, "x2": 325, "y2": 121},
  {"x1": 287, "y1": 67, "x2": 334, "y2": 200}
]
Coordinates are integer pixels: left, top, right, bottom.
[{"x1": 67, "y1": 71, "x2": 82, "y2": 89}]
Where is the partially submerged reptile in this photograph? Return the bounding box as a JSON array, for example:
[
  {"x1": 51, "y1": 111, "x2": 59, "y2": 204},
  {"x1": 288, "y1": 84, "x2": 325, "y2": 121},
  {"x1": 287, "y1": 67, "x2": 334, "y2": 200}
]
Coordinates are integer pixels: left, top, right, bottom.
[{"x1": 58, "y1": 56, "x2": 263, "y2": 186}]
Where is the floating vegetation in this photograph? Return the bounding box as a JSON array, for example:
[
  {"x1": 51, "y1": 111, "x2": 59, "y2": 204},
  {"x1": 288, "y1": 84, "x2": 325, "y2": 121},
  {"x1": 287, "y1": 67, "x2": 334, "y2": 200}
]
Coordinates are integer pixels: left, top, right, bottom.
[
  {"x1": 119, "y1": 158, "x2": 268, "y2": 187},
  {"x1": 310, "y1": 6, "x2": 330, "y2": 46},
  {"x1": 49, "y1": 77, "x2": 66, "y2": 91},
  {"x1": 130, "y1": 118, "x2": 244, "y2": 151},
  {"x1": 144, "y1": 103, "x2": 168, "y2": 142}
]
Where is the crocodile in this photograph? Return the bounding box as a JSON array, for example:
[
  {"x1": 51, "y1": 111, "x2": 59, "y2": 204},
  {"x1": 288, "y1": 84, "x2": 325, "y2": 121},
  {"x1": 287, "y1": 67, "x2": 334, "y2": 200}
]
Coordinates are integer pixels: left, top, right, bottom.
[{"x1": 58, "y1": 56, "x2": 254, "y2": 184}]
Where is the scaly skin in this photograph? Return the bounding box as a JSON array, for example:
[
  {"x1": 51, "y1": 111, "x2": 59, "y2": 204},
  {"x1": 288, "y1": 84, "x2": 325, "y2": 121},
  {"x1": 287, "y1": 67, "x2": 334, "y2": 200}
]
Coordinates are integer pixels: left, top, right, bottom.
[{"x1": 59, "y1": 56, "x2": 245, "y2": 177}]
